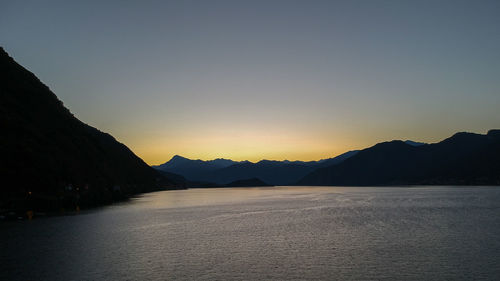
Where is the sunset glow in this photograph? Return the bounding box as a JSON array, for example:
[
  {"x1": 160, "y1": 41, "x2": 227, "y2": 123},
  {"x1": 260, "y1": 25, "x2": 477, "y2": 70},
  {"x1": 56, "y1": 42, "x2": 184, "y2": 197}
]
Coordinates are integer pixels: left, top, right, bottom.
[{"x1": 2, "y1": 0, "x2": 499, "y2": 164}]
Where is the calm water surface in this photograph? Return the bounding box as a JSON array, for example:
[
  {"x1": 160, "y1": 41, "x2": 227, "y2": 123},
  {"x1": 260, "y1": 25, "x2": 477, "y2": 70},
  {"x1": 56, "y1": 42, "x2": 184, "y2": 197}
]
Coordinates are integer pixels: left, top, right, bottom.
[{"x1": 1, "y1": 186, "x2": 500, "y2": 280}]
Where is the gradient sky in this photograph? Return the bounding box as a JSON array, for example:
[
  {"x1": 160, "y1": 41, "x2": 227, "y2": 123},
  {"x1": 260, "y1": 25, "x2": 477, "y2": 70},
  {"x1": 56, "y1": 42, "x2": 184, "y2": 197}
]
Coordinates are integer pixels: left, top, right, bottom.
[{"x1": 1, "y1": 0, "x2": 499, "y2": 164}]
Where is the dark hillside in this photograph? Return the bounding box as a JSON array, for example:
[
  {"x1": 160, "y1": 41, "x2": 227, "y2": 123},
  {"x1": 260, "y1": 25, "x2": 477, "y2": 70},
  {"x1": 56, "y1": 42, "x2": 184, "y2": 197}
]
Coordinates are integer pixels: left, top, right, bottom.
[
  {"x1": 298, "y1": 131, "x2": 500, "y2": 186},
  {"x1": 0, "y1": 48, "x2": 179, "y2": 214}
]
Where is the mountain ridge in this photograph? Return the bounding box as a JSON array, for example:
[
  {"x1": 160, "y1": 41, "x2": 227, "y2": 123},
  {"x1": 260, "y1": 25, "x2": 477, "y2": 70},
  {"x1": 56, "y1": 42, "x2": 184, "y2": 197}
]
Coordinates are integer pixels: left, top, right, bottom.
[
  {"x1": 297, "y1": 131, "x2": 500, "y2": 186},
  {"x1": 154, "y1": 150, "x2": 359, "y2": 185},
  {"x1": 0, "y1": 47, "x2": 181, "y2": 213}
]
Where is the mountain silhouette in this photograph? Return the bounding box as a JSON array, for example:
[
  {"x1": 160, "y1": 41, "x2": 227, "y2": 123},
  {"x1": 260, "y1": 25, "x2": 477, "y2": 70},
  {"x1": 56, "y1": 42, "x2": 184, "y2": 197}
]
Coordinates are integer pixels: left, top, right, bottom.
[
  {"x1": 153, "y1": 155, "x2": 242, "y2": 180},
  {"x1": 0, "y1": 47, "x2": 180, "y2": 213},
  {"x1": 154, "y1": 151, "x2": 358, "y2": 185},
  {"x1": 298, "y1": 131, "x2": 500, "y2": 186},
  {"x1": 404, "y1": 140, "x2": 427, "y2": 146}
]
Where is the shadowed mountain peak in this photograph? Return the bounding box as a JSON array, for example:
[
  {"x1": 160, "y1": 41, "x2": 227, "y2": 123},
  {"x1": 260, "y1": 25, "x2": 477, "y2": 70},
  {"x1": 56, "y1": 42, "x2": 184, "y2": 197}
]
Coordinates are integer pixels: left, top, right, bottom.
[
  {"x1": 298, "y1": 131, "x2": 500, "y2": 186},
  {"x1": 404, "y1": 140, "x2": 427, "y2": 146}
]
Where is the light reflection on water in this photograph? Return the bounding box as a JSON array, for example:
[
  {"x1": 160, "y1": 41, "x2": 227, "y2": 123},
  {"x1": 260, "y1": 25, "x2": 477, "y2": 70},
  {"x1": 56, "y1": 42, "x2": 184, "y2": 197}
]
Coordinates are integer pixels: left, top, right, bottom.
[{"x1": 1, "y1": 186, "x2": 500, "y2": 281}]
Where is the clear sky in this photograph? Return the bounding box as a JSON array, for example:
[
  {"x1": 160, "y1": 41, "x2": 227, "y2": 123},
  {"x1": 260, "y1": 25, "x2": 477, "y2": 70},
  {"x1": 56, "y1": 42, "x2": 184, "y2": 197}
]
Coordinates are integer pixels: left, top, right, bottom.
[{"x1": 1, "y1": 0, "x2": 499, "y2": 164}]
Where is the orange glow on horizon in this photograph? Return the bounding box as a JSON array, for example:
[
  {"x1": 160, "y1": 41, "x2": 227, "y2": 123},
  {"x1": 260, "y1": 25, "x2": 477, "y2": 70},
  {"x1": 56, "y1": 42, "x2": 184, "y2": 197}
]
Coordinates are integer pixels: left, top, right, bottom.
[
  {"x1": 129, "y1": 133, "x2": 399, "y2": 165},
  {"x1": 110, "y1": 118, "x2": 492, "y2": 166},
  {"x1": 129, "y1": 129, "x2": 360, "y2": 165}
]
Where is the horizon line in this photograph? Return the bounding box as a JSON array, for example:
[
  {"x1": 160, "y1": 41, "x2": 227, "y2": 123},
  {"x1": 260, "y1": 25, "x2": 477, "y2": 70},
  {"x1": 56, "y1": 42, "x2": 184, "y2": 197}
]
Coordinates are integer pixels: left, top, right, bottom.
[
  {"x1": 151, "y1": 150, "x2": 360, "y2": 166},
  {"x1": 147, "y1": 129, "x2": 499, "y2": 165}
]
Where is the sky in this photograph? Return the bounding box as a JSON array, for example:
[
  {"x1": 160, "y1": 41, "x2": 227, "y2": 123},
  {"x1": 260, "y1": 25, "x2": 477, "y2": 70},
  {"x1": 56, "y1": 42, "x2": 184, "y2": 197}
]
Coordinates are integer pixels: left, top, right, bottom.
[{"x1": 1, "y1": 0, "x2": 499, "y2": 164}]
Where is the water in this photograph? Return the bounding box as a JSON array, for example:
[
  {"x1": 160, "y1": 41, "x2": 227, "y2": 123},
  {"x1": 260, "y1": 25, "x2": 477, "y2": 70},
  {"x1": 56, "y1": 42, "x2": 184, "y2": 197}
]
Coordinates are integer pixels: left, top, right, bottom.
[{"x1": 1, "y1": 186, "x2": 500, "y2": 280}]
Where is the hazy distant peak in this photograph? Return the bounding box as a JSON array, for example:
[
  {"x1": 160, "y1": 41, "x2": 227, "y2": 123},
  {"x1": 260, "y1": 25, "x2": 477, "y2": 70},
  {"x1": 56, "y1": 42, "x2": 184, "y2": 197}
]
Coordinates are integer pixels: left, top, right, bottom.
[
  {"x1": 372, "y1": 140, "x2": 407, "y2": 148},
  {"x1": 154, "y1": 155, "x2": 240, "y2": 175},
  {"x1": 169, "y1": 155, "x2": 234, "y2": 163},
  {"x1": 213, "y1": 157, "x2": 233, "y2": 161},
  {"x1": 171, "y1": 155, "x2": 188, "y2": 160},
  {"x1": 167, "y1": 155, "x2": 192, "y2": 165},
  {"x1": 257, "y1": 159, "x2": 280, "y2": 164},
  {"x1": 451, "y1": 131, "x2": 480, "y2": 138},
  {"x1": 404, "y1": 140, "x2": 427, "y2": 147},
  {"x1": 440, "y1": 131, "x2": 482, "y2": 144}
]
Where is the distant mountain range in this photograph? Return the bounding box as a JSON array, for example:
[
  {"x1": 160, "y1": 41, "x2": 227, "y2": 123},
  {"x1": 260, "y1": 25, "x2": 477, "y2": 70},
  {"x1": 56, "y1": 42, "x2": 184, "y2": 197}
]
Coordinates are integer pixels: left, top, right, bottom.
[
  {"x1": 154, "y1": 151, "x2": 359, "y2": 185},
  {"x1": 298, "y1": 130, "x2": 500, "y2": 186},
  {"x1": 156, "y1": 132, "x2": 500, "y2": 187},
  {"x1": 0, "y1": 47, "x2": 180, "y2": 213},
  {"x1": 154, "y1": 155, "x2": 242, "y2": 181}
]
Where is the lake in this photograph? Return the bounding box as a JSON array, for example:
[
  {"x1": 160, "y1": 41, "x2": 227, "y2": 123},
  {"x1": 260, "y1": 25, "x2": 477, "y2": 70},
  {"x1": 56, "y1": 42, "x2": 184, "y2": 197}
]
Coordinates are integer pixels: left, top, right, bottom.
[{"x1": 1, "y1": 186, "x2": 500, "y2": 280}]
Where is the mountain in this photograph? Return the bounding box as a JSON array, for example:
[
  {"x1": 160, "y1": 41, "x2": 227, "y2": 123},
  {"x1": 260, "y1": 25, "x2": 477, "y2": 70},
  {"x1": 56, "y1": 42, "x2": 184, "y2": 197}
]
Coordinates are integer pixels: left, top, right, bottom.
[
  {"x1": 0, "y1": 47, "x2": 180, "y2": 213},
  {"x1": 298, "y1": 131, "x2": 500, "y2": 186},
  {"x1": 154, "y1": 150, "x2": 358, "y2": 185},
  {"x1": 205, "y1": 160, "x2": 316, "y2": 185},
  {"x1": 315, "y1": 150, "x2": 359, "y2": 167},
  {"x1": 153, "y1": 155, "x2": 241, "y2": 180},
  {"x1": 225, "y1": 178, "x2": 272, "y2": 187},
  {"x1": 404, "y1": 140, "x2": 427, "y2": 146},
  {"x1": 155, "y1": 155, "x2": 239, "y2": 170}
]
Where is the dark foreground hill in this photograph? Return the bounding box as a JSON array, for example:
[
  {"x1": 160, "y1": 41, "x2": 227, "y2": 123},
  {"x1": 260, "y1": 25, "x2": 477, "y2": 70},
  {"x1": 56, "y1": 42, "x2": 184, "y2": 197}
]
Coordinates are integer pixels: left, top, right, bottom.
[
  {"x1": 298, "y1": 130, "x2": 500, "y2": 186},
  {"x1": 0, "y1": 48, "x2": 180, "y2": 214}
]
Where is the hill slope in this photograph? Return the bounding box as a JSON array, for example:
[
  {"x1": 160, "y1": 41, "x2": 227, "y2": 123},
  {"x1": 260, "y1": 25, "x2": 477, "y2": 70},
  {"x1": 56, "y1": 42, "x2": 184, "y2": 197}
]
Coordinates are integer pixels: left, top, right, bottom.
[
  {"x1": 0, "y1": 48, "x2": 179, "y2": 211},
  {"x1": 298, "y1": 131, "x2": 500, "y2": 186}
]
